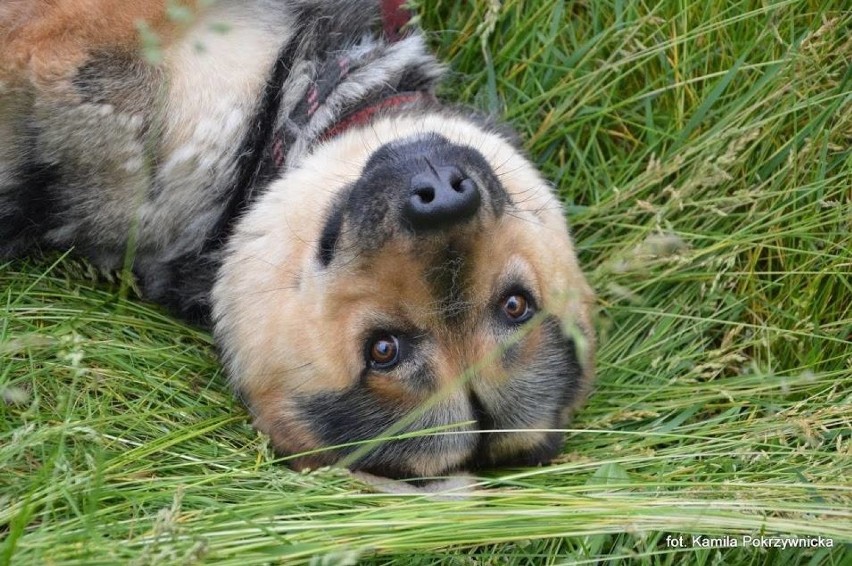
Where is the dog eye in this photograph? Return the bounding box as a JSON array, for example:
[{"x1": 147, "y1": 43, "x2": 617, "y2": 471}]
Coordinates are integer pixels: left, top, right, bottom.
[
  {"x1": 500, "y1": 293, "x2": 534, "y2": 324},
  {"x1": 367, "y1": 334, "x2": 401, "y2": 370}
]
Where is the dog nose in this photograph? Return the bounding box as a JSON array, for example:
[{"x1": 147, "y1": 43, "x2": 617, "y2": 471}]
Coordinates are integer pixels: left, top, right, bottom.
[{"x1": 403, "y1": 163, "x2": 481, "y2": 231}]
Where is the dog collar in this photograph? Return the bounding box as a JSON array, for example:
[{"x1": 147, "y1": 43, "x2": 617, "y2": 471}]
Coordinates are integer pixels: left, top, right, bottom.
[
  {"x1": 319, "y1": 91, "x2": 436, "y2": 142},
  {"x1": 261, "y1": 0, "x2": 416, "y2": 171},
  {"x1": 211, "y1": 0, "x2": 423, "y2": 252}
]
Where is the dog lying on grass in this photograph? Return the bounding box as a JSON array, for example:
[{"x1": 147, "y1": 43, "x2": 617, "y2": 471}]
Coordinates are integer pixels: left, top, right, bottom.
[{"x1": 0, "y1": 0, "x2": 595, "y2": 483}]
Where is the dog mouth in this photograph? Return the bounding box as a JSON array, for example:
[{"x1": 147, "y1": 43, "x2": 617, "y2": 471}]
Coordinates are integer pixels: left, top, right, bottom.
[
  {"x1": 311, "y1": 416, "x2": 566, "y2": 482},
  {"x1": 291, "y1": 338, "x2": 577, "y2": 482}
]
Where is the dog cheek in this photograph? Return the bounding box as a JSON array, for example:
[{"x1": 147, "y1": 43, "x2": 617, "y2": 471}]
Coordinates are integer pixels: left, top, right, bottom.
[
  {"x1": 469, "y1": 317, "x2": 584, "y2": 466},
  {"x1": 294, "y1": 387, "x2": 479, "y2": 478},
  {"x1": 250, "y1": 389, "x2": 342, "y2": 469}
]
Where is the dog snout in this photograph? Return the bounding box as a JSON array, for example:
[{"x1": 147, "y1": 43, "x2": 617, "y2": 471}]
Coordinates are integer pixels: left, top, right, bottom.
[
  {"x1": 347, "y1": 135, "x2": 506, "y2": 248},
  {"x1": 403, "y1": 162, "x2": 481, "y2": 232}
]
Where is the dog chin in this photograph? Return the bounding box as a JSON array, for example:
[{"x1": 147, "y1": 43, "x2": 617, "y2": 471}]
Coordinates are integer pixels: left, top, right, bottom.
[{"x1": 352, "y1": 471, "x2": 479, "y2": 498}]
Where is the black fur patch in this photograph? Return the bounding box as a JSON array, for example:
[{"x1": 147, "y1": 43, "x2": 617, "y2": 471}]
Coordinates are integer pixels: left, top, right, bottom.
[
  {"x1": 289, "y1": 0, "x2": 383, "y2": 61},
  {"x1": 317, "y1": 197, "x2": 346, "y2": 266},
  {"x1": 296, "y1": 385, "x2": 474, "y2": 479},
  {"x1": 503, "y1": 316, "x2": 581, "y2": 425},
  {"x1": 424, "y1": 245, "x2": 471, "y2": 325},
  {"x1": 489, "y1": 431, "x2": 565, "y2": 468},
  {"x1": 468, "y1": 316, "x2": 582, "y2": 469},
  {"x1": 0, "y1": 159, "x2": 60, "y2": 257},
  {"x1": 134, "y1": 253, "x2": 222, "y2": 325},
  {"x1": 500, "y1": 341, "x2": 522, "y2": 368},
  {"x1": 467, "y1": 389, "x2": 494, "y2": 457}
]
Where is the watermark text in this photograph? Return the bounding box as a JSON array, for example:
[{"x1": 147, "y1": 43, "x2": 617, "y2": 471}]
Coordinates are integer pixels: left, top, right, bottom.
[{"x1": 664, "y1": 534, "x2": 834, "y2": 549}]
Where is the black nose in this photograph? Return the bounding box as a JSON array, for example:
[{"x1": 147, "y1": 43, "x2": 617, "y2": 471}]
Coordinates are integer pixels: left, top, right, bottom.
[{"x1": 403, "y1": 163, "x2": 481, "y2": 232}]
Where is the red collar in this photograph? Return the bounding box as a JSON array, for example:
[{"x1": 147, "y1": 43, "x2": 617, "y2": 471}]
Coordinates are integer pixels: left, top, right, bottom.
[
  {"x1": 319, "y1": 1, "x2": 421, "y2": 141},
  {"x1": 320, "y1": 91, "x2": 434, "y2": 142}
]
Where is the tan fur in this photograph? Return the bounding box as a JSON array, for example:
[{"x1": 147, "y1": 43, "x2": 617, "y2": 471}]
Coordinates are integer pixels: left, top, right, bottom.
[
  {"x1": 0, "y1": 0, "x2": 196, "y2": 84},
  {"x1": 0, "y1": 1, "x2": 289, "y2": 263}
]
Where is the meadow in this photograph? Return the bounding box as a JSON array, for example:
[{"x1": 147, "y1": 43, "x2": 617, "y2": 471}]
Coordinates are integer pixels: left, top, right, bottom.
[{"x1": 1, "y1": 0, "x2": 850, "y2": 563}]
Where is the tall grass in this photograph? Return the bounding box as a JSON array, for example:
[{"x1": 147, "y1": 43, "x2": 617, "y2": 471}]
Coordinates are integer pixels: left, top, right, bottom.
[{"x1": 2, "y1": 0, "x2": 850, "y2": 563}]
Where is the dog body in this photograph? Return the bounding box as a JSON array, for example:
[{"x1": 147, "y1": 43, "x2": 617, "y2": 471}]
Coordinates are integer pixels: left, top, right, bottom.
[{"x1": 1, "y1": 0, "x2": 595, "y2": 480}]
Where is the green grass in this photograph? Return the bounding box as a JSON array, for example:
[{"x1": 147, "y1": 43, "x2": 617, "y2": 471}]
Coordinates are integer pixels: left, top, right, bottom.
[{"x1": 2, "y1": 0, "x2": 850, "y2": 563}]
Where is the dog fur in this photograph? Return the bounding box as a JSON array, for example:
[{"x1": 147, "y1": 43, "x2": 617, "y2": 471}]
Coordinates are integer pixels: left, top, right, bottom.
[{"x1": 1, "y1": 0, "x2": 596, "y2": 481}]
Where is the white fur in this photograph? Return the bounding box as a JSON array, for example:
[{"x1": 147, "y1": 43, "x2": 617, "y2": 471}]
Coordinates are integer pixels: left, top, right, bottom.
[{"x1": 140, "y1": 4, "x2": 291, "y2": 248}]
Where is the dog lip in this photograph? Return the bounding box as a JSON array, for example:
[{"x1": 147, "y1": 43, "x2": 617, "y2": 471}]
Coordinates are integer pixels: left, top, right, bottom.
[{"x1": 466, "y1": 389, "x2": 493, "y2": 466}]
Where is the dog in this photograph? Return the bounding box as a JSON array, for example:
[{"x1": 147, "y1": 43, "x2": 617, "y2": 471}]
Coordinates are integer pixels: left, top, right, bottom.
[{"x1": 0, "y1": 0, "x2": 596, "y2": 482}]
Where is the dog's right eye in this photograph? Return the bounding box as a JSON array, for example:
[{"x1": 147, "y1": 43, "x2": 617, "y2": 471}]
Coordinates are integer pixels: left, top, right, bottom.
[
  {"x1": 366, "y1": 334, "x2": 401, "y2": 370},
  {"x1": 499, "y1": 291, "x2": 536, "y2": 324}
]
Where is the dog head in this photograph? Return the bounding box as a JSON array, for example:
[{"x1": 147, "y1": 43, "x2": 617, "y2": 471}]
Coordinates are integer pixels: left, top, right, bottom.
[{"x1": 213, "y1": 112, "x2": 595, "y2": 480}]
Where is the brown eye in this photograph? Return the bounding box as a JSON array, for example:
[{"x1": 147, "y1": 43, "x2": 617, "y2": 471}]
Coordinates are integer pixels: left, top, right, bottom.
[
  {"x1": 501, "y1": 293, "x2": 534, "y2": 323},
  {"x1": 368, "y1": 334, "x2": 400, "y2": 369}
]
